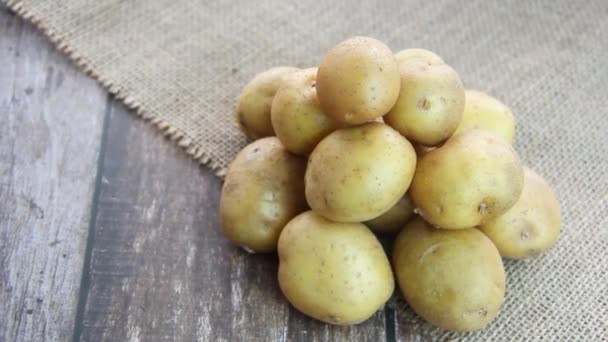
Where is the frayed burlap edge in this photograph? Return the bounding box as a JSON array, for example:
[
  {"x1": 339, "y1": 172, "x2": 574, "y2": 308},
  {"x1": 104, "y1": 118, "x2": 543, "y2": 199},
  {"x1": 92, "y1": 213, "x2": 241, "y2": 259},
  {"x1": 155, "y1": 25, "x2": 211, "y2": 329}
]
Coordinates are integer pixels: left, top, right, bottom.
[{"x1": 3, "y1": 0, "x2": 228, "y2": 177}]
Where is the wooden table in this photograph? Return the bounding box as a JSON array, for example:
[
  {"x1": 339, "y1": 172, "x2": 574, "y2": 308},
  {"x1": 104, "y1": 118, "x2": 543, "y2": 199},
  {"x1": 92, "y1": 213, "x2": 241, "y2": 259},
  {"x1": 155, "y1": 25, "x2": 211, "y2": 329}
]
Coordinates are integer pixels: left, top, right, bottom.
[{"x1": 0, "y1": 7, "x2": 424, "y2": 342}]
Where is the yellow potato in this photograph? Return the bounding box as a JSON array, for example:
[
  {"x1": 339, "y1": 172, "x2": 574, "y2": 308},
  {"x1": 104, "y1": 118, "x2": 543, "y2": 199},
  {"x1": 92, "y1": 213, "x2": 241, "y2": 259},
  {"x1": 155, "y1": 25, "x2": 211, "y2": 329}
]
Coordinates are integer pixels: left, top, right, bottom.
[
  {"x1": 479, "y1": 167, "x2": 561, "y2": 259},
  {"x1": 220, "y1": 137, "x2": 307, "y2": 253},
  {"x1": 316, "y1": 36, "x2": 400, "y2": 125},
  {"x1": 394, "y1": 48, "x2": 444, "y2": 66},
  {"x1": 271, "y1": 68, "x2": 339, "y2": 155},
  {"x1": 305, "y1": 122, "x2": 416, "y2": 222},
  {"x1": 384, "y1": 60, "x2": 465, "y2": 146},
  {"x1": 393, "y1": 217, "x2": 506, "y2": 331},
  {"x1": 278, "y1": 211, "x2": 394, "y2": 325},
  {"x1": 453, "y1": 90, "x2": 516, "y2": 143},
  {"x1": 412, "y1": 143, "x2": 435, "y2": 159},
  {"x1": 236, "y1": 66, "x2": 299, "y2": 139},
  {"x1": 364, "y1": 195, "x2": 415, "y2": 234},
  {"x1": 410, "y1": 130, "x2": 524, "y2": 229}
]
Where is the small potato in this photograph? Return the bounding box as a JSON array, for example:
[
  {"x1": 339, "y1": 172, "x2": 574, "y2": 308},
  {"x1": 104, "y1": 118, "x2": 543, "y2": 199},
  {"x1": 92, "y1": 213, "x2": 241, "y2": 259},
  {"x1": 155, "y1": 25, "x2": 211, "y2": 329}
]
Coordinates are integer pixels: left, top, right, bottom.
[
  {"x1": 316, "y1": 36, "x2": 401, "y2": 125},
  {"x1": 271, "y1": 68, "x2": 339, "y2": 155},
  {"x1": 220, "y1": 137, "x2": 307, "y2": 253},
  {"x1": 479, "y1": 167, "x2": 561, "y2": 259},
  {"x1": 410, "y1": 130, "x2": 524, "y2": 229},
  {"x1": 394, "y1": 48, "x2": 444, "y2": 66},
  {"x1": 278, "y1": 211, "x2": 394, "y2": 325},
  {"x1": 305, "y1": 122, "x2": 416, "y2": 222},
  {"x1": 236, "y1": 67, "x2": 300, "y2": 139},
  {"x1": 365, "y1": 195, "x2": 415, "y2": 234},
  {"x1": 453, "y1": 90, "x2": 516, "y2": 143},
  {"x1": 384, "y1": 60, "x2": 465, "y2": 146},
  {"x1": 393, "y1": 217, "x2": 506, "y2": 332}
]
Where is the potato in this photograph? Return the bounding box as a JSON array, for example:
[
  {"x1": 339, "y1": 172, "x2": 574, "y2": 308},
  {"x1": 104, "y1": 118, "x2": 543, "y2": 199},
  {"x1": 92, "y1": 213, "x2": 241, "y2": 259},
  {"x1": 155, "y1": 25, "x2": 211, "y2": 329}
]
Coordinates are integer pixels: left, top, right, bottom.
[
  {"x1": 364, "y1": 195, "x2": 415, "y2": 234},
  {"x1": 453, "y1": 90, "x2": 516, "y2": 143},
  {"x1": 479, "y1": 167, "x2": 561, "y2": 259},
  {"x1": 271, "y1": 68, "x2": 339, "y2": 155},
  {"x1": 305, "y1": 122, "x2": 417, "y2": 222},
  {"x1": 393, "y1": 217, "x2": 506, "y2": 331},
  {"x1": 316, "y1": 36, "x2": 400, "y2": 125},
  {"x1": 236, "y1": 67, "x2": 299, "y2": 139},
  {"x1": 394, "y1": 48, "x2": 444, "y2": 66},
  {"x1": 412, "y1": 143, "x2": 435, "y2": 159},
  {"x1": 384, "y1": 60, "x2": 465, "y2": 146},
  {"x1": 220, "y1": 137, "x2": 307, "y2": 253},
  {"x1": 278, "y1": 211, "x2": 394, "y2": 325},
  {"x1": 410, "y1": 130, "x2": 524, "y2": 229}
]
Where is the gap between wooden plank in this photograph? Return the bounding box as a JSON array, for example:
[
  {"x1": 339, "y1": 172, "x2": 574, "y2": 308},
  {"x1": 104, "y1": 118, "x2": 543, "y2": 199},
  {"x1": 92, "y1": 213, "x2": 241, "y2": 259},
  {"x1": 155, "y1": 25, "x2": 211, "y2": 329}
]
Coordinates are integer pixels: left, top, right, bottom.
[{"x1": 71, "y1": 94, "x2": 112, "y2": 342}]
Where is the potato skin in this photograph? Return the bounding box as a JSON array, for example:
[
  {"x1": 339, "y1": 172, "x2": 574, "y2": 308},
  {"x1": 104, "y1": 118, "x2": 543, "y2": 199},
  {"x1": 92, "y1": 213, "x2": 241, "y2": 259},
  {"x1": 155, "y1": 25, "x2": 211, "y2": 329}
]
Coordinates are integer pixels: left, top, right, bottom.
[
  {"x1": 393, "y1": 217, "x2": 506, "y2": 331},
  {"x1": 305, "y1": 122, "x2": 417, "y2": 222},
  {"x1": 409, "y1": 130, "x2": 524, "y2": 229},
  {"x1": 384, "y1": 60, "x2": 465, "y2": 146},
  {"x1": 220, "y1": 137, "x2": 307, "y2": 253},
  {"x1": 316, "y1": 36, "x2": 400, "y2": 125},
  {"x1": 271, "y1": 68, "x2": 339, "y2": 155},
  {"x1": 412, "y1": 143, "x2": 435, "y2": 159},
  {"x1": 479, "y1": 167, "x2": 561, "y2": 259},
  {"x1": 278, "y1": 211, "x2": 394, "y2": 325},
  {"x1": 394, "y1": 48, "x2": 444, "y2": 66},
  {"x1": 364, "y1": 195, "x2": 415, "y2": 234},
  {"x1": 236, "y1": 67, "x2": 300, "y2": 139},
  {"x1": 453, "y1": 90, "x2": 515, "y2": 143}
]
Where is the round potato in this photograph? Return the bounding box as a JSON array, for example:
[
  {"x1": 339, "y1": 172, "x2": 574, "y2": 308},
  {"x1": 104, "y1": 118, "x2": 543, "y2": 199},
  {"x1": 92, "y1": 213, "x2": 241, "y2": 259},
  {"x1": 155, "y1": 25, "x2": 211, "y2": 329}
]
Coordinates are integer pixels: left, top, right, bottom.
[
  {"x1": 278, "y1": 211, "x2": 394, "y2": 325},
  {"x1": 384, "y1": 60, "x2": 465, "y2": 146},
  {"x1": 220, "y1": 137, "x2": 307, "y2": 253},
  {"x1": 365, "y1": 195, "x2": 415, "y2": 234},
  {"x1": 305, "y1": 122, "x2": 416, "y2": 222},
  {"x1": 394, "y1": 48, "x2": 444, "y2": 66},
  {"x1": 410, "y1": 130, "x2": 524, "y2": 229},
  {"x1": 316, "y1": 36, "x2": 400, "y2": 125},
  {"x1": 271, "y1": 68, "x2": 339, "y2": 155},
  {"x1": 479, "y1": 167, "x2": 561, "y2": 259},
  {"x1": 393, "y1": 217, "x2": 505, "y2": 332},
  {"x1": 236, "y1": 66, "x2": 299, "y2": 139},
  {"x1": 453, "y1": 90, "x2": 516, "y2": 143}
]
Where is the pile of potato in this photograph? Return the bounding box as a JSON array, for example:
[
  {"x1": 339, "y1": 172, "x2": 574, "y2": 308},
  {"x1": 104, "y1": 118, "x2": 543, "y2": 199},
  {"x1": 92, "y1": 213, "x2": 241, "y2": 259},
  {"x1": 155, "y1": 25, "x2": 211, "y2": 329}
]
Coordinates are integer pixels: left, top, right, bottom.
[{"x1": 220, "y1": 36, "x2": 561, "y2": 332}]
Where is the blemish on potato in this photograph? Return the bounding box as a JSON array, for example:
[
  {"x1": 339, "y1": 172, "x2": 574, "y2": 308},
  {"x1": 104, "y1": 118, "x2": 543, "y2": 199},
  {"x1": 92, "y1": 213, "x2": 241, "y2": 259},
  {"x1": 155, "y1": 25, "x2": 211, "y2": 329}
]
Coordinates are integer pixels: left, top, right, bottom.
[
  {"x1": 326, "y1": 315, "x2": 341, "y2": 324},
  {"x1": 418, "y1": 98, "x2": 432, "y2": 111},
  {"x1": 520, "y1": 227, "x2": 532, "y2": 240}
]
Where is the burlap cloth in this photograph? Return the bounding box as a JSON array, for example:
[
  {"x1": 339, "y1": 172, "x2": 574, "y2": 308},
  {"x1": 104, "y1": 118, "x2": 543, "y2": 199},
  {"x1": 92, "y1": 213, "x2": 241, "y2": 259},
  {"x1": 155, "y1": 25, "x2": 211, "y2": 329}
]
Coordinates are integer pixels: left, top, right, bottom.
[{"x1": 5, "y1": 0, "x2": 606, "y2": 340}]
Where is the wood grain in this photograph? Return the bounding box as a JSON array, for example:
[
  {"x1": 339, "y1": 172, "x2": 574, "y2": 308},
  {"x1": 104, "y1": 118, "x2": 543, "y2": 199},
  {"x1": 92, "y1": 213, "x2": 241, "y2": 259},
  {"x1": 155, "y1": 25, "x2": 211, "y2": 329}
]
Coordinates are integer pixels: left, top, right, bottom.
[
  {"x1": 392, "y1": 302, "x2": 431, "y2": 342},
  {"x1": 0, "y1": 7, "x2": 108, "y2": 342},
  {"x1": 76, "y1": 99, "x2": 389, "y2": 341}
]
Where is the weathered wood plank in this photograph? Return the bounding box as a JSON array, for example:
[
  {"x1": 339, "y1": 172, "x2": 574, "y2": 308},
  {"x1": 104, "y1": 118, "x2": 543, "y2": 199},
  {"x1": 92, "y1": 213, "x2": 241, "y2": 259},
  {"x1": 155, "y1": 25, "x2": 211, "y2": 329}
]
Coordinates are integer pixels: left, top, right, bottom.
[
  {"x1": 393, "y1": 302, "x2": 431, "y2": 342},
  {"x1": 77, "y1": 99, "x2": 389, "y2": 341},
  {"x1": 0, "y1": 9, "x2": 108, "y2": 342}
]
